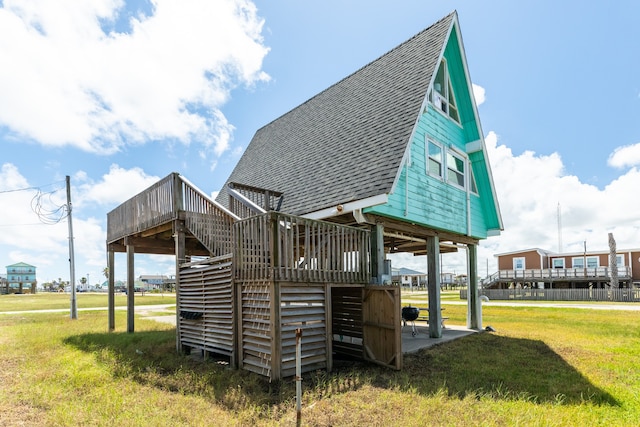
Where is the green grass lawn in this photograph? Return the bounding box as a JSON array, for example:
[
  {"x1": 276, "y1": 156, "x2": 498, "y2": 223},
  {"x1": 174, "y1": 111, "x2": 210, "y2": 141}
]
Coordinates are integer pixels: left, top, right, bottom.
[
  {"x1": 1, "y1": 293, "x2": 639, "y2": 426},
  {"x1": 0, "y1": 292, "x2": 175, "y2": 312}
]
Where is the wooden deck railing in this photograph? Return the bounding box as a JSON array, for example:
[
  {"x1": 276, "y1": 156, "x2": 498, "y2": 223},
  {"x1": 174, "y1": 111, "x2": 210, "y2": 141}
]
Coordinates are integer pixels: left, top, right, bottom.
[
  {"x1": 107, "y1": 173, "x2": 179, "y2": 243},
  {"x1": 228, "y1": 182, "x2": 282, "y2": 218},
  {"x1": 482, "y1": 267, "x2": 632, "y2": 287},
  {"x1": 234, "y1": 212, "x2": 370, "y2": 283},
  {"x1": 462, "y1": 288, "x2": 640, "y2": 302},
  {"x1": 107, "y1": 173, "x2": 238, "y2": 253}
]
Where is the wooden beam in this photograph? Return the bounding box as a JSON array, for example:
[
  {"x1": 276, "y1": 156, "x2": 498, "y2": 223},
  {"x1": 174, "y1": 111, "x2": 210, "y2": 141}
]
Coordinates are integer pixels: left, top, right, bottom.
[
  {"x1": 174, "y1": 220, "x2": 186, "y2": 353},
  {"x1": 371, "y1": 223, "x2": 385, "y2": 284},
  {"x1": 366, "y1": 214, "x2": 480, "y2": 246},
  {"x1": 467, "y1": 244, "x2": 481, "y2": 330},
  {"x1": 108, "y1": 248, "x2": 115, "y2": 332},
  {"x1": 107, "y1": 237, "x2": 210, "y2": 256},
  {"x1": 126, "y1": 239, "x2": 135, "y2": 333},
  {"x1": 393, "y1": 241, "x2": 459, "y2": 254},
  {"x1": 140, "y1": 222, "x2": 173, "y2": 237},
  {"x1": 427, "y1": 236, "x2": 442, "y2": 339}
]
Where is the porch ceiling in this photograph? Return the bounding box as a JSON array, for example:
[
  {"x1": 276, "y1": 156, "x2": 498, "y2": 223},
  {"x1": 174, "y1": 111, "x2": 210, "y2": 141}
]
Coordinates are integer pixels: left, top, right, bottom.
[
  {"x1": 322, "y1": 212, "x2": 478, "y2": 255},
  {"x1": 107, "y1": 219, "x2": 210, "y2": 256}
]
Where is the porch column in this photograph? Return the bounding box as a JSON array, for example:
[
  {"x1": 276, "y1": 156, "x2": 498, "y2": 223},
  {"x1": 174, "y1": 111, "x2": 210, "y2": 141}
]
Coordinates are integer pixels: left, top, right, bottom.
[
  {"x1": 427, "y1": 235, "x2": 442, "y2": 338},
  {"x1": 174, "y1": 220, "x2": 186, "y2": 352},
  {"x1": 107, "y1": 246, "x2": 115, "y2": 332},
  {"x1": 371, "y1": 223, "x2": 385, "y2": 284},
  {"x1": 125, "y1": 237, "x2": 135, "y2": 333},
  {"x1": 467, "y1": 243, "x2": 482, "y2": 330}
]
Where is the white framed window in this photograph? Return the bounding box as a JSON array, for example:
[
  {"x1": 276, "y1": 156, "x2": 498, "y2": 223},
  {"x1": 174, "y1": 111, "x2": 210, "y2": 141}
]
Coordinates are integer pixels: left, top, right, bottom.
[
  {"x1": 552, "y1": 258, "x2": 565, "y2": 268},
  {"x1": 615, "y1": 255, "x2": 625, "y2": 267},
  {"x1": 513, "y1": 257, "x2": 525, "y2": 270},
  {"x1": 426, "y1": 138, "x2": 470, "y2": 191},
  {"x1": 429, "y1": 59, "x2": 460, "y2": 123},
  {"x1": 427, "y1": 140, "x2": 443, "y2": 177},
  {"x1": 573, "y1": 256, "x2": 599, "y2": 268},
  {"x1": 446, "y1": 151, "x2": 465, "y2": 188}
]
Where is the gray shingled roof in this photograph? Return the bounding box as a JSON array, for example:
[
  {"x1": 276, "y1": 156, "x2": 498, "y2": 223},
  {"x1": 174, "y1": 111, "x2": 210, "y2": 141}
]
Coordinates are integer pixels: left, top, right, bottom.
[{"x1": 218, "y1": 12, "x2": 454, "y2": 216}]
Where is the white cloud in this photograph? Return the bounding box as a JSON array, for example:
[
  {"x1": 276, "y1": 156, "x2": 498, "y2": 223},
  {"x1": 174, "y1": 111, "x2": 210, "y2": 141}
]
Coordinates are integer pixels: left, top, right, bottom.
[
  {"x1": 0, "y1": 0, "x2": 269, "y2": 159},
  {"x1": 472, "y1": 83, "x2": 485, "y2": 106},
  {"x1": 607, "y1": 142, "x2": 640, "y2": 168},
  {"x1": 75, "y1": 164, "x2": 160, "y2": 207}
]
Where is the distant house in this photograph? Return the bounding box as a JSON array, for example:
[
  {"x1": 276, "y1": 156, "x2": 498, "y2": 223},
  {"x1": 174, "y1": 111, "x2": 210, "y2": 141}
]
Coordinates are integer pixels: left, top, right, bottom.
[
  {"x1": 5, "y1": 262, "x2": 37, "y2": 294},
  {"x1": 484, "y1": 248, "x2": 640, "y2": 289},
  {"x1": 392, "y1": 267, "x2": 427, "y2": 287},
  {"x1": 392, "y1": 269, "x2": 460, "y2": 289},
  {"x1": 139, "y1": 275, "x2": 169, "y2": 290}
]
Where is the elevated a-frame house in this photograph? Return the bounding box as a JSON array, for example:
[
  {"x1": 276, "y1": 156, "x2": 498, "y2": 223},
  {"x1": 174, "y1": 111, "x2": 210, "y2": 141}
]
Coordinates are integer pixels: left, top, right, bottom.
[{"x1": 106, "y1": 11, "x2": 502, "y2": 380}]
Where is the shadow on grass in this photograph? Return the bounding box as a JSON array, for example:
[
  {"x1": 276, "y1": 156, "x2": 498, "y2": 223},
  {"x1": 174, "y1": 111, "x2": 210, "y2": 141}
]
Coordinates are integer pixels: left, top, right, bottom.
[
  {"x1": 398, "y1": 332, "x2": 620, "y2": 406},
  {"x1": 63, "y1": 329, "x2": 290, "y2": 412},
  {"x1": 64, "y1": 329, "x2": 619, "y2": 410}
]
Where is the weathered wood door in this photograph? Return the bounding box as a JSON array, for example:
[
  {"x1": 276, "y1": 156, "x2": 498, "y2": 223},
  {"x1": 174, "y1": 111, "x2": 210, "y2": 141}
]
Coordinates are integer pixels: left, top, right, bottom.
[{"x1": 362, "y1": 286, "x2": 402, "y2": 370}]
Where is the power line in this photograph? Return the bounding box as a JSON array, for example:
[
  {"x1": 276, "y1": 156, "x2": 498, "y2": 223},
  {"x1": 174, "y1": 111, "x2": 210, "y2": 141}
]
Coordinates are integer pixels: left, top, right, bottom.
[
  {"x1": 0, "y1": 223, "x2": 51, "y2": 227},
  {"x1": 31, "y1": 187, "x2": 67, "y2": 225},
  {"x1": 0, "y1": 179, "x2": 65, "y2": 194}
]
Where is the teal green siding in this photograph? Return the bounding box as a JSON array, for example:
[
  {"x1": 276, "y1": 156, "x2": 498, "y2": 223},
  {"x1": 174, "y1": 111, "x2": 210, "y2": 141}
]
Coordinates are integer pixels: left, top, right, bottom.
[
  {"x1": 445, "y1": 28, "x2": 479, "y2": 143},
  {"x1": 366, "y1": 22, "x2": 500, "y2": 240},
  {"x1": 469, "y1": 150, "x2": 500, "y2": 232}
]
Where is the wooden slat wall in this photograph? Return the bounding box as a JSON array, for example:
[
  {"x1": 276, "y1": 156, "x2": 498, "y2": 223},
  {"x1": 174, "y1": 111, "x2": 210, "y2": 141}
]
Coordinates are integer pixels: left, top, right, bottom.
[
  {"x1": 279, "y1": 283, "x2": 327, "y2": 378},
  {"x1": 331, "y1": 286, "x2": 364, "y2": 359},
  {"x1": 466, "y1": 288, "x2": 640, "y2": 302},
  {"x1": 239, "y1": 280, "x2": 273, "y2": 377},
  {"x1": 178, "y1": 254, "x2": 234, "y2": 356}
]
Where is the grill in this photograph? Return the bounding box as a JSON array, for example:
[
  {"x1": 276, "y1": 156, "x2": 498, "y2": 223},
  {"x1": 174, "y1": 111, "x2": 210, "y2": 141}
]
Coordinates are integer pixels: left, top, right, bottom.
[{"x1": 402, "y1": 306, "x2": 420, "y2": 336}]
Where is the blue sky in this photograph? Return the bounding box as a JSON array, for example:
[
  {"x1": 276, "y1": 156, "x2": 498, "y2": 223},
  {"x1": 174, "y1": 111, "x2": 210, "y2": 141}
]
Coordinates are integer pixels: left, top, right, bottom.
[{"x1": 1, "y1": 0, "x2": 639, "y2": 284}]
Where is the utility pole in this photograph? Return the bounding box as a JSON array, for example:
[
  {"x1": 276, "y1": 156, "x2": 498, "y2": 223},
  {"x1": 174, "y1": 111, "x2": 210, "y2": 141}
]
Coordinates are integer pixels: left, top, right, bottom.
[{"x1": 66, "y1": 176, "x2": 77, "y2": 319}]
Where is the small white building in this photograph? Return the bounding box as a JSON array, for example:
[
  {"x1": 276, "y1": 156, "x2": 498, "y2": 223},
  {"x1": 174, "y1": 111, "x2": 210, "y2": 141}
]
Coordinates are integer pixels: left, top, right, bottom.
[{"x1": 392, "y1": 267, "x2": 427, "y2": 288}]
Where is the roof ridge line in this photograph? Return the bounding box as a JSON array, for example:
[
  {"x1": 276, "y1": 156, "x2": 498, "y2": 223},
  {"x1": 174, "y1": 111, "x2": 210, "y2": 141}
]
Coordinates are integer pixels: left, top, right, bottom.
[{"x1": 256, "y1": 11, "x2": 457, "y2": 132}]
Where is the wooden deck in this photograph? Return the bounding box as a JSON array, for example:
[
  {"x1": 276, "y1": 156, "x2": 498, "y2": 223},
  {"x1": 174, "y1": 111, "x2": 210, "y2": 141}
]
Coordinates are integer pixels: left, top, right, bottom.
[
  {"x1": 106, "y1": 173, "x2": 390, "y2": 380},
  {"x1": 107, "y1": 173, "x2": 238, "y2": 256},
  {"x1": 483, "y1": 267, "x2": 632, "y2": 288}
]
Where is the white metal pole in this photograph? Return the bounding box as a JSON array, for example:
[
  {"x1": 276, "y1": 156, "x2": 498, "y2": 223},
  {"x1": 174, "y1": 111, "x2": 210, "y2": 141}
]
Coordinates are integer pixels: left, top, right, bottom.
[
  {"x1": 66, "y1": 175, "x2": 77, "y2": 319},
  {"x1": 295, "y1": 328, "x2": 303, "y2": 427}
]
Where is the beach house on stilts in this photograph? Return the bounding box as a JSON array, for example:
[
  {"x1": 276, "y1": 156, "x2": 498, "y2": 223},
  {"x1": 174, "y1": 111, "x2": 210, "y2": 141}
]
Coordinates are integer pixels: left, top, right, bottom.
[{"x1": 106, "y1": 11, "x2": 502, "y2": 380}]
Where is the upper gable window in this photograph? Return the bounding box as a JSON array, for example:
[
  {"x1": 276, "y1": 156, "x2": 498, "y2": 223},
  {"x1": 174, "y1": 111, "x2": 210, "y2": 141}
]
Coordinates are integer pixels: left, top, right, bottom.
[
  {"x1": 469, "y1": 166, "x2": 478, "y2": 194},
  {"x1": 429, "y1": 59, "x2": 460, "y2": 124}
]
